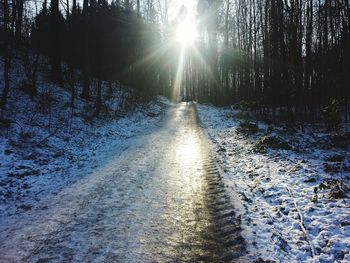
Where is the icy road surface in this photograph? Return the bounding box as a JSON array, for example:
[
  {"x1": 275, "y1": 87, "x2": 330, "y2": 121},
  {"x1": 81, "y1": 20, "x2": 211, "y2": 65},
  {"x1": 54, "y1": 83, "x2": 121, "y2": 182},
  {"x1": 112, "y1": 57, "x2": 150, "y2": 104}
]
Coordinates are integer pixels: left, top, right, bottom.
[{"x1": 0, "y1": 103, "x2": 246, "y2": 263}]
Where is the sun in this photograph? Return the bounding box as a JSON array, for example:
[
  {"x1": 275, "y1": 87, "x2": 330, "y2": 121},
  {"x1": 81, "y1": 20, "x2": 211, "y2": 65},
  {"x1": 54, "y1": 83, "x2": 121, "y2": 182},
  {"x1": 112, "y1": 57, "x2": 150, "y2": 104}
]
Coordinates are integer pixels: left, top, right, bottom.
[{"x1": 176, "y1": 20, "x2": 198, "y2": 47}]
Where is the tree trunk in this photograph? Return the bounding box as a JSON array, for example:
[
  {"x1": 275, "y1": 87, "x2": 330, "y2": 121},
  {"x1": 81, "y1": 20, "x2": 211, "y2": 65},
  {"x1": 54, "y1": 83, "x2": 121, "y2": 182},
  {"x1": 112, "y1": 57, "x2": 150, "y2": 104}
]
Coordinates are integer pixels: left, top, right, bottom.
[
  {"x1": 50, "y1": 0, "x2": 62, "y2": 82},
  {"x1": 81, "y1": 0, "x2": 90, "y2": 99},
  {"x1": 15, "y1": 0, "x2": 24, "y2": 42},
  {"x1": 94, "y1": 79, "x2": 102, "y2": 117},
  {"x1": 1, "y1": 0, "x2": 12, "y2": 113}
]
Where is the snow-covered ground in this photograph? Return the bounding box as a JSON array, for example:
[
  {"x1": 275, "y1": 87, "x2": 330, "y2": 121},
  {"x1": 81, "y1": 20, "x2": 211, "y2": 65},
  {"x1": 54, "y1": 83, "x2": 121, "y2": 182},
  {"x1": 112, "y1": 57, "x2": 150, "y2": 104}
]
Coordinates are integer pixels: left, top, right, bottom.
[
  {"x1": 1, "y1": 57, "x2": 245, "y2": 262},
  {"x1": 197, "y1": 104, "x2": 350, "y2": 262},
  {"x1": 2, "y1": 56, "x2": 349, "y2": 262},
  {"x1": 0, "y1": 103, "x2": 247, "y2": 262},
  {"x1": 0, "y1": 58, "x2": 170, "y2": 219}
]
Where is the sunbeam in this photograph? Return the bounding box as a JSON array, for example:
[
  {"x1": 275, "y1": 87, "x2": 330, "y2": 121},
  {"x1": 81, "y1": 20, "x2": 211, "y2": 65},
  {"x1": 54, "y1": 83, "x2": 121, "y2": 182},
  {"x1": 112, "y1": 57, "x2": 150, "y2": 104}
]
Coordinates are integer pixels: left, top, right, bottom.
[{"x1": 171, "y1": 46, "x2": 186, "y2": 101}]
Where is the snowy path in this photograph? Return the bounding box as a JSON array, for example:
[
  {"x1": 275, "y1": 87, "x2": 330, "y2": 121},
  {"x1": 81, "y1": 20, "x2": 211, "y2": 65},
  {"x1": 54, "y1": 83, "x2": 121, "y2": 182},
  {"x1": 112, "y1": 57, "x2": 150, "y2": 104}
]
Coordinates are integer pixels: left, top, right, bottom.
[{"x1": 0, "y1": 103, "x2": 245, "y2": 263}]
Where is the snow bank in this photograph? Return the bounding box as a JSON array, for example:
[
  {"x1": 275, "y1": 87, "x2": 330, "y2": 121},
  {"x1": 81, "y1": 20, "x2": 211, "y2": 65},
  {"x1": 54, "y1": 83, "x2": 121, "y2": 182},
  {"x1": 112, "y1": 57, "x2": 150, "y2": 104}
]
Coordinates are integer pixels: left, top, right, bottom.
[
  {"x1": 0, "y1": 58, "x2": 169, "y2": 220},
  {"x1": 197, "y1": 104, "x2": 350, "y2": 263}
]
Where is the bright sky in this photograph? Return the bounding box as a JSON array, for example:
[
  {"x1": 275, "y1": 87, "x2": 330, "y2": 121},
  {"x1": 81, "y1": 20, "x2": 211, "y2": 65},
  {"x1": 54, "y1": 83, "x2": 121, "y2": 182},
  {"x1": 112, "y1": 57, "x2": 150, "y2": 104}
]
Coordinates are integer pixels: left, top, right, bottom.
[
  {"x1": 168, "y1": 0, "x2": 198, "y2": 21},
  {"x1": 167, "y1": 0, "x2": 198, "y2": 47}
]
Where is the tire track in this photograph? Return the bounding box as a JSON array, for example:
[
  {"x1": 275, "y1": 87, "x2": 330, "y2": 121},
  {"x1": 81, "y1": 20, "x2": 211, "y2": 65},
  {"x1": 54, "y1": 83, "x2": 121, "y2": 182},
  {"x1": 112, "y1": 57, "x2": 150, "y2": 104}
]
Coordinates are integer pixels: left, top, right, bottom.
[
  {"x1": 185, "y1": 103, "x2": 247, "y2": 262},
  {"x1": 199, "y1": 152, "x2": 247, "y2": 262}
]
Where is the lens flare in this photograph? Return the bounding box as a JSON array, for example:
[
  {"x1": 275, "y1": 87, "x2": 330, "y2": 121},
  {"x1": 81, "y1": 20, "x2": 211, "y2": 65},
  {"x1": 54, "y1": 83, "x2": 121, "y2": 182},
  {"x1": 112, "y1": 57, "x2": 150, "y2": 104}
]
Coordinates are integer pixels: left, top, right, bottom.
[{"x1": 176, "y1": 21, "x2": 198, "y2": 47}]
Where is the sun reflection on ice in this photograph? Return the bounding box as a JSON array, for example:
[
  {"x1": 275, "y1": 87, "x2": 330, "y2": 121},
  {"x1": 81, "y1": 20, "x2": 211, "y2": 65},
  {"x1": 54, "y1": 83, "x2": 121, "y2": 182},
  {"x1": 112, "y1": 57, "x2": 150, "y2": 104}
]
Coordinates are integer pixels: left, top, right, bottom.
[
  {"x1": 139, "y1": 104, "x2": 222, "y2": 261},
  {"x1": 176, "y1": 134, "x2": 200, "y2": 166},
  {"x1": 174, "y1": 128, "x2": 203, "y2": 195}
]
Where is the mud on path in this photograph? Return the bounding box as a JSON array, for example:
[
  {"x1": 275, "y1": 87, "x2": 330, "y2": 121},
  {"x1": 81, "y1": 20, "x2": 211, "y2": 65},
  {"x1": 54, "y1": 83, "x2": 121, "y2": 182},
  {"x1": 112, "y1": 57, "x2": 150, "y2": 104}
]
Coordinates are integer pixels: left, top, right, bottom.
[{"x1": 0, "y1": 103, "x2": 246, "y2": 263}]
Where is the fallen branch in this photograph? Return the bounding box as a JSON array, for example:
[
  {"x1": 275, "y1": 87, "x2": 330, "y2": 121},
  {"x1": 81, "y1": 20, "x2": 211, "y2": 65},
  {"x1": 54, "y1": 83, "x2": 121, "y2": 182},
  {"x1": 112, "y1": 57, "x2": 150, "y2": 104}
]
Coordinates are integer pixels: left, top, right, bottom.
[
  {"x1": 36, "y1": 126, "x2": 61, "y2": 146},
  {"x1": 287, "y1": 187, "x2": 316, "y2": 261}
]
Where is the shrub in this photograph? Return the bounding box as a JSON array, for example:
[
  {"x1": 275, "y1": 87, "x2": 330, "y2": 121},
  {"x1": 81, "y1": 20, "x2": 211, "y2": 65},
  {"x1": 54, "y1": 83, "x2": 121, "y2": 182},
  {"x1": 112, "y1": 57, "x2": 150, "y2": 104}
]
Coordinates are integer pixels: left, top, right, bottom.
[
  {"x1": 237, "y1": 121, "x2": 259, "y2": 135},
  {"x1": 314, "y1": 179, "x2": 348, "y2": 200},
  {"x1": 323, "y1": 99, "x2": 342, "y2": 131},
  {"x1": 330, "y1": 132, "x2": 350, "y2": 149},
  {"x1": 253, "y1": 135, "x2": 292, "y2": 153},
  {"x1": 325, "y1": 154, "x2": 345, "y2": 162}
]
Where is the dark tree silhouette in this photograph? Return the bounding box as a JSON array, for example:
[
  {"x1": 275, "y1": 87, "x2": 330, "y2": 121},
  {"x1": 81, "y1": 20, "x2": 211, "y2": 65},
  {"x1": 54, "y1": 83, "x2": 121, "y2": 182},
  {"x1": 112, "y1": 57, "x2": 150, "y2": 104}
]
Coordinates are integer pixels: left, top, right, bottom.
[{"x1": 1, "y1": 0, "x2": 350, "y2": 123}]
